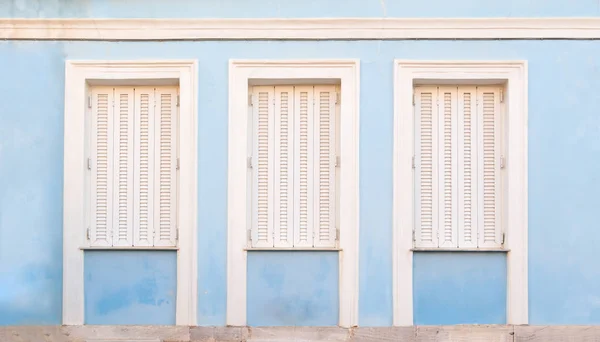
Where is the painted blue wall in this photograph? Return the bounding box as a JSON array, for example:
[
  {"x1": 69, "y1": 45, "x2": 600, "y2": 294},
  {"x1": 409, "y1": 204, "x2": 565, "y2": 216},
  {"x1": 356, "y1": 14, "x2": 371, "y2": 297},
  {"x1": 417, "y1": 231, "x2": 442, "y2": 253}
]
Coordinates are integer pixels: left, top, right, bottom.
[
  {"x1": 3, "y1": 38, "x2": 600, "y2": 326},
  {"x1": 413, "y1": 253, "x2": 507, "y2": 325},
  {"x1": 2, "y1": 0, "x2": 600, "y2": 18},
  {"x1": 84, "y1": 251, "x2": 176, "y2": 325},
  {"x1": 247, "y1": 252, "x2": 339, "y2": 326}
]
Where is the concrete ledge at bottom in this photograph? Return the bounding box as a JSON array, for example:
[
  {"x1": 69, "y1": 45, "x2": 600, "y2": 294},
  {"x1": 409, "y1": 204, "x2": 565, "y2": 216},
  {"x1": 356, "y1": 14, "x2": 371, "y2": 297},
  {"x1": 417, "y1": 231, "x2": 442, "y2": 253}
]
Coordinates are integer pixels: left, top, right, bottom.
[{"x1": 3, "y1": 325, "x2": 600, "y2": 342}]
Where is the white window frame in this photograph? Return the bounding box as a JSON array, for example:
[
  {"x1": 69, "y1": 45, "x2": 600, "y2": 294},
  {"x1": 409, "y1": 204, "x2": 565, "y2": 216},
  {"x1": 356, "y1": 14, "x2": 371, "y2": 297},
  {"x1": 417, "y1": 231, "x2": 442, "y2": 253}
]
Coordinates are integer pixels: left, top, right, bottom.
[
  {"x1": 227, "y1": 60, "x2": 359, "y2": 327},
  {"x1": 63, "y1": 60, "x2": 198, "y2": 325},
  {"x1": 393, "y1": 60, "x2": 528, "y2": 326}
]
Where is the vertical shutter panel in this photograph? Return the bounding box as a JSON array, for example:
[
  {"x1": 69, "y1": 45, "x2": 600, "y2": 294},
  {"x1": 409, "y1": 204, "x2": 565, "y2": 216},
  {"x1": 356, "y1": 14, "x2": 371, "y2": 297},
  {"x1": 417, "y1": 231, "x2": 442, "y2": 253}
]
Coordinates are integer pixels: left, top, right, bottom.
[
  {"x1": 478, "y1": 87, "x2": 502, "y2": 248},
  {"x1": 134, "y1": 87, "x2": 155, "y2": 246},
  {"x1": 437, "y1": 87, "x2": 458, "y2": 248},
  {"x1": 293, "y1": 86, "x2": 314, "y2": 247},
  {"x1": 112, "y1": 88, "x2": 135, "y2": 247},
  {"x1": 274, "y1": 87, "x2": 294, "y2": 247},
  {"x1": 154, "y1": 88, "x2": 178, "y2": 247},
  {"x1": 91, "y1": 88, "x2": 114, "y2": 247},
  {"x1": 313, "y1": 86, "x2": 336, "y2": 248},
  {"x1": 252, "y1": 87, "x2": 275, "y2": 247},
  {"x1": 414, "y1": 87, "x2": 439, "y2": 248},
  {"x1": 458, "y1": 87, "x2": 478, "y2": 248}
]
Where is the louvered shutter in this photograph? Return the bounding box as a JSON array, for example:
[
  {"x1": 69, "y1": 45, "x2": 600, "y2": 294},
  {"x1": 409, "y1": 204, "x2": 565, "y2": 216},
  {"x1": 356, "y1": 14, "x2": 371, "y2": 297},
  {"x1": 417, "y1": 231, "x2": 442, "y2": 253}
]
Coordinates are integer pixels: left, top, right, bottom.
[
  {"x1": 274, "y1": 86, "x2": 294, "y2": 247},
  {"x1": 293, "y1": 86, "x2": 314, "y2": 248},
  {"x1": 477, "y1": 88, "x2": 502, "y2": 248},
  {"x1": 312, "y1": 86, "x2": 336, "y2": 248},
  {"x1": 251, "y1": 86, "x2": 275, "y2": 247},
  {"x1": 458, "y1": 87, "x2": 478, "y2": 248},
  {"x1": 154, "y1": 88, "x2": 179, "y2": 247},
  {"x1": 414, "y1": 85, "x2": 503, "y2": 249},
  {"x1": 90, "y1": 88, "x2": 114, "y2": 247},
  {"x1": 134, "y1": 87, "x2": 155, "y2": 246}
]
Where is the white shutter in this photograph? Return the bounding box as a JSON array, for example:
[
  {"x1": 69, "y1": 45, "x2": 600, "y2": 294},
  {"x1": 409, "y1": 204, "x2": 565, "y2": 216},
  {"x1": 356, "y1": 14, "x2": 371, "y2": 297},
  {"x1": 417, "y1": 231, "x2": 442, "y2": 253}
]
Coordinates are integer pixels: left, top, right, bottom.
[
  {"x1": 251, "y1": 86, "x2": 275, "y2": 247},
  {"x1": 90, "y1": 88, "x2": 114, "y2": 247},
  {"x1": 414, "y1": 87, "x2": 439, "y2": 248},
  {"x1": 154, "y1": 87, "x2": 178, "y2": 247},
  {"x1": 477, "y1": 87, "x2": 502, "y2": 248},
  {"x1": 112, "y1": 88, "x2": 135, "y2": 247},
  {"x1": 293, "y1": 86, "x2": 314, "y2": 248},
  {"x1": 274, "y1": 87, "x2": 294, "y2": 247},
  {"x1": 313, "y1": 86, "x2": 337, "y2": 248},
  {"x1": 438, "y1": 87, "x2": 458, "y2": 248},
  {"x1": 134, "y1": 87, "x2": 155, "y2": 246},
  {"x1": 458, "y1": 87, "x2": 478, "y2": 248}
]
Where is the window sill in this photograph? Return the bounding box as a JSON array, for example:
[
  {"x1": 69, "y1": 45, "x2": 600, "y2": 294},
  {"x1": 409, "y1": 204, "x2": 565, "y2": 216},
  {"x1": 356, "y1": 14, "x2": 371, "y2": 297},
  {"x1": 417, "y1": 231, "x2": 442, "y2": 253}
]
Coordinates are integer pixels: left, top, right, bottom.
[
  {"x1": 80, "y1": 246, "x2": 179, "y2": 251},
  {"x1": 411, "y1": 247, "x2": 510, "y2": 252},
  {"x1": 244, "y1": 247, "x2": 342, "y2": 251}
]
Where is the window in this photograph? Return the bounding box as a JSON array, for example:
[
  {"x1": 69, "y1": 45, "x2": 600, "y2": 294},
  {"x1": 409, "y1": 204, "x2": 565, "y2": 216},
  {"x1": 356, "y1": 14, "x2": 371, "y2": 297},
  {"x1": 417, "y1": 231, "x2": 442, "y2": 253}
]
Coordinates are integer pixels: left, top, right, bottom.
[
  {"x1": 87, "y1": 86, "x2": 179, "y2": 248},
  {"x1": 248, "y1": 85, "x2": 340, "y2": 248},
  {"x1": 413, "y1": 85, "x2": 504, "y2": 249}
]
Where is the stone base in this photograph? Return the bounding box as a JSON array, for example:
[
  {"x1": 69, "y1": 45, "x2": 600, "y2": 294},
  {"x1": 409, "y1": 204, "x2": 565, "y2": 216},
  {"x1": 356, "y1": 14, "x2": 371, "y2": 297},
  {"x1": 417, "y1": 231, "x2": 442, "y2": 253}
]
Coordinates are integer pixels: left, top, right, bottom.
[{"x1": 0, "y1": 325, "x2": 598, "y2": 342}]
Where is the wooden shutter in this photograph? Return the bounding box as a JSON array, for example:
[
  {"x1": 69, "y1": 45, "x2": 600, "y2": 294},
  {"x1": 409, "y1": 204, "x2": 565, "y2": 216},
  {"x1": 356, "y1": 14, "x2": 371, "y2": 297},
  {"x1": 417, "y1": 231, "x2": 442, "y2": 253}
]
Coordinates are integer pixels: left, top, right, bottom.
[
  {"x1": 274, "y1": 86, "x2": 294, "y2": 247},
  {"x1": 477, "y1": 87, "x2": 502, "y2": 248},
  {"x1": 90, "y1": 88, "x2": 114, "y2": 247},
  {"x1": 313, "y1": 86, "x2": 337, "y2": 248},
  {"x1": 154, "y1": 88, "x2": 179, "y2": 247},
  {"x1": 251, "y1": 86, "x2": 275, "y2": 247},
  {"x1": 414, "y1": 85, "x2": 503, "y2": 249}
]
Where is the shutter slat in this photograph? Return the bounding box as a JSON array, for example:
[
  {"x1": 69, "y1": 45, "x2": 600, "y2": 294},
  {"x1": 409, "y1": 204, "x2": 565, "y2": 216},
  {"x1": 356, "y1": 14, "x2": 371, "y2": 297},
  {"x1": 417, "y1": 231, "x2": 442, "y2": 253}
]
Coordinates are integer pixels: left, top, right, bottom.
[
  {"x1": 438, "y1": 87, "x2": 458, "y2": 248},
  {"x1": 91, "y1": 88, "x2": 114, "y2": 247},
  {"x1": 478, "y1": 88, "x2": 502, "y2": 247},
  {"x1": 293, "y1": 87, "x2": 314, "y2": 247},
  {"x1": 134, "y1": 87, "x2": 155, "y2": 246},
  {"x1": 274, "y1": 87, "x2": 294, "y2": 247},
  {"x1": 458, "y1": 87, "x2": 478, "y2": 248},
  {"x1": 252, "y1": 87, "x2": 275, "y2": 247},
  {"x1": 313, "y1": 86, "x2": 336, "y2": 248},
  {"x1": 154, "y1": 88, "x2": 178, "y2": 247},
  {"x1": 415, "y1": 87, "x2": 439, "y2": 248}
]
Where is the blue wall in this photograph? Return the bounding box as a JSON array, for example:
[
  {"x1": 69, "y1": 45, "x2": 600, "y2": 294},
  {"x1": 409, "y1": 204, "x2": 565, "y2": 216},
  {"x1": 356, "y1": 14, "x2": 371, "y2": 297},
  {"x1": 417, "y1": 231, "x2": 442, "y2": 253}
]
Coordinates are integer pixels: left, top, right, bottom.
[
  {"x1": 413, "y1": 253, "x2": 507, "y2": 325},
  {"x1": 84, "y1": 251, "x2": 176, "y2": 325},
  {"x1": 247, "y1": 252, "x2": 339, "y2": 326},
  {"x1": 3, "y1": 36, "x2": 600, "y2": 325}
]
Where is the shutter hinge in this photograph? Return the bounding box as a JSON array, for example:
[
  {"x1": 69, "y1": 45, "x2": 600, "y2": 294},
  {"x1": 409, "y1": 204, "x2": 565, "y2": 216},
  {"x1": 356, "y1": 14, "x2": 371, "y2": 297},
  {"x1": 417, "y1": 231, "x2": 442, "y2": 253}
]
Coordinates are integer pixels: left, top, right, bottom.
[
  {"x1": 176, "y1": 95, "x2": 180, "y2": 107},
  {"x1": 248, "y1": 94, "x2": 253, "y2": 106},
  {"x1": 87, "y1": 95, "x2": 92, "y2": 109},
  {"x1": 176, "y1": 158, "x2": 180, "y2": 170},
  {"x1": 500, "y1": 89, "x2": 504, "y2": 103},
  {"x1": 247, "y1": 156, "x2": 253, "y2": 169},
  {"x1": 412, "y1": 156, "x2": 415, "y2": 169},
  {"x1": 336, "y1": 228, "x2": 340, "y2": 241},
  {"x1": 412, "y1": 230, "x2": 416, "y2": 242},
  {"x1": 247, "y1": 230, "x2": 252, "y2": 241},
  {"x1": 86, "y1": 228, "x2": 90, "y2": 240},
  {"x1": 335, "y1": 155, "x2": 340, "y2": 167},
  {"x1": 87, "y1": 158, "x2": 92, "y2": 170},
  {"x1": 500, "y1": 155, "x2": 506, "y2": 169},
  {"x1": 502, "y1": 232, "x2": 506, "y2": 245},
  {"x1": 335, "y1": 92, "x2": 341, "y2": 104},
  {"x1": 412, "y1": 92, "x2": 415, "y2": 106},
  {"x1": 176, "y1": 228, "x2": 179, "y2": 240}
]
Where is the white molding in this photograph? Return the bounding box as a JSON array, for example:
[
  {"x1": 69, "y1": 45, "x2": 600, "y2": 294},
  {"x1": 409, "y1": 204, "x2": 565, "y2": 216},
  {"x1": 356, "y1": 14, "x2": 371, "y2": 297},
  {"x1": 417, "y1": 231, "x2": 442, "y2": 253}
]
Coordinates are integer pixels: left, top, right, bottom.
[
  {"x1": 63, "y1": 59, "x2": 198, "y2": 325},
  {"x1": 227, "y1": 59, "x2": 360, "y2": 328},
  {"x1": 4, "y1": 17, "x2": 600, "y2": 40},
  {"x1": 392, "y1": 60, "x2": 528, "y2": 326}
]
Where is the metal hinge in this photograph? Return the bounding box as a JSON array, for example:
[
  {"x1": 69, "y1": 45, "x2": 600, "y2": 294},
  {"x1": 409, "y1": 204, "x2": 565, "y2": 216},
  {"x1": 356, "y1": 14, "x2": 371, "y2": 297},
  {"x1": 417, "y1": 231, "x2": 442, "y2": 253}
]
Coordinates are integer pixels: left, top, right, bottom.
[
  {"x1": 502, "y1": 232, "x2": 506, "y2": 244},
  {"x1": 86, "y1": 228, "x2": 90, "y2": 240},
  {"x1": 248, "y1": 94, "x2": 253, "y2": 106},
  {"x1": 247, "y1": 230, "x2": 252, "y2": 241},
  {"x1": 87, "y1": 158, "x2": 92, "y2": 170},
  {"x1": 412, "y1": 156, "x2": 415, "y2": 169},
  {"x1": 176, "y1": 158, "x2": 180, "y2": 170},
  {"x1": 176, "y1": 95, "x2": 180, "y2": 107},
  {"x1": 336, "y1": 228, "x2": 340, "y2": 240},
  {"x1": 500, "y1": 155, "x2": 506, "y2": 169},
  {"x1": 176, "y1": 228, "x2": 179, "y2": 240},
  {"x1": 247, "y1": 156, "x2": 253, "y2": 169},
  {"x1": 335, "y1": 155, "x2": 340, "y2": 167},
  {"x1": 412, "y1": 230, "x2": 416, "y2": 242},
  {"x1": 412, "y1": 93, "x2": 415, "y2": 106},
  {"x1": 336, "y1": 92, "x2": 341, "y2": 104},
  {"x1": 87, "y1": 95, "x2": 92, "y2": 109},
  {"x1": 499, "y1": 89, "x2": 504, "y2": 103}
]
